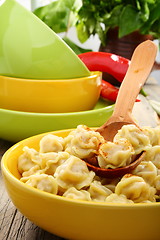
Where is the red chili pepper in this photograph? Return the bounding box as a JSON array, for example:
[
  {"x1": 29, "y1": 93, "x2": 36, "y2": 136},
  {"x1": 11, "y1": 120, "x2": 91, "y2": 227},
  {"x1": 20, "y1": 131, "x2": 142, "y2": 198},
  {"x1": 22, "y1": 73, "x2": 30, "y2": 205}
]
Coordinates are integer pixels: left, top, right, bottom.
[
  {"x1": 101, "y1": 80, "x2": 140, "y2": 102},
  {"x1": 78, "y1": 52, "x2": 129, "y2": 82},
  {"x1": 101, "y1": 80, "x2": 118, "y2": 102}
]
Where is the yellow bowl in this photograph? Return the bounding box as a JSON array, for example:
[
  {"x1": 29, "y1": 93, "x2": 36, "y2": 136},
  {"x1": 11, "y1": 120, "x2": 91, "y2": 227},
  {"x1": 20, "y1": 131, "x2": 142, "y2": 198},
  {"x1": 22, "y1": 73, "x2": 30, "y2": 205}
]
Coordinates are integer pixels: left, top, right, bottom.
[
  {"x1": 1, "y1": 129, "x2": 160, "y2": 240},
  {"x1": 0, "y1": 72, "x2": 101, "y2": 113}
]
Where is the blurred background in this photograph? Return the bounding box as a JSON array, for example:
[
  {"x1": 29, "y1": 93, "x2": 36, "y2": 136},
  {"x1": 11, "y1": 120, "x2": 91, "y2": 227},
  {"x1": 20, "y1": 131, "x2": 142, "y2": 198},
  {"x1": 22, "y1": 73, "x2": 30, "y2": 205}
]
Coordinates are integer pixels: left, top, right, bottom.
[
  {"x1": 16, "y1": 0, "x2": 101, "y2": 51},
  {"x1": 15, "y1": 0, "x2": 160, "y2": 83}
]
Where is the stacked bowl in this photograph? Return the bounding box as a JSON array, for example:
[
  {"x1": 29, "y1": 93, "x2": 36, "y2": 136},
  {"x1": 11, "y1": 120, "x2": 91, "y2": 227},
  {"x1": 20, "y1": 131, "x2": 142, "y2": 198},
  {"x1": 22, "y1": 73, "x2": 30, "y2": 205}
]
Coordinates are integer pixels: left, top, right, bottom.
[{"x1": 0, "y1": 0, "x2": 113, "y2": 142}]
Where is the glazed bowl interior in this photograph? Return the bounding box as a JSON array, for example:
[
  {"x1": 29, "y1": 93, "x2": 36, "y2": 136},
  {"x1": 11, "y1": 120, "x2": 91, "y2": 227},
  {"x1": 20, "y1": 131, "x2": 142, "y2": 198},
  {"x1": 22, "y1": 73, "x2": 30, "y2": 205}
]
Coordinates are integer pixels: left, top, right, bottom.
[
  {"x1": 0, "y1": 71, "x2": 101, "y2": 113},
  {"x1": 0, "y1": 0, "x2": 90, "y2": 79},
  {"x1": 1, "y1": 129, "x2": 160, "y2": 240}
]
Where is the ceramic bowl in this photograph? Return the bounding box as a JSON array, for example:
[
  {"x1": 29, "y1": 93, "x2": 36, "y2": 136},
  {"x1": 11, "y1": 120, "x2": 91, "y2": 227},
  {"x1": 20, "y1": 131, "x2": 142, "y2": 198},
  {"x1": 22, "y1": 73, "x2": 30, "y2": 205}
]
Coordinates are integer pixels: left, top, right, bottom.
[
  {"x1": 0, "y1": 99, "x2": 113, "y2": 142},
  {"x1": 0, "y1": 71, "x2": 101, "y2": 113},
  {"x1": 1, "y1": 129, "x2": 160, "y2": 240},
  {"x1": 0, "y1": 0, "x2": 90, "y2": 79}
]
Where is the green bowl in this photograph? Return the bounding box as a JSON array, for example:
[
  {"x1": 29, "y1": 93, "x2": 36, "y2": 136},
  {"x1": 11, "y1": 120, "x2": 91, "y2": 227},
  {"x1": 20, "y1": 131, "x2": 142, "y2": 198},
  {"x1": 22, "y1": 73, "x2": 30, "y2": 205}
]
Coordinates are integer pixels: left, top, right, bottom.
[
  {"x1": 0, "y1": 0, "x2": 90, "y2": 79},
  {"x1": 0, "y1": 99, "x2": 114, "y2": 142}
]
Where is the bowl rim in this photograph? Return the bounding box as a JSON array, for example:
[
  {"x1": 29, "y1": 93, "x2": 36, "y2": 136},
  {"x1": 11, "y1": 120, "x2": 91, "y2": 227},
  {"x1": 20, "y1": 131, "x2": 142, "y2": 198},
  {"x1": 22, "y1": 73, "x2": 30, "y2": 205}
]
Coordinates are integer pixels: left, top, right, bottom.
[
  {"x1": 0, "y1": 100, "x2": 114, "y2": 115},
  {"x1": 1, "y1": 130, "x2": 160, "y2": 209},
  {"x1": 0, "y1": 71, "x2": 101, "y2": 83}
]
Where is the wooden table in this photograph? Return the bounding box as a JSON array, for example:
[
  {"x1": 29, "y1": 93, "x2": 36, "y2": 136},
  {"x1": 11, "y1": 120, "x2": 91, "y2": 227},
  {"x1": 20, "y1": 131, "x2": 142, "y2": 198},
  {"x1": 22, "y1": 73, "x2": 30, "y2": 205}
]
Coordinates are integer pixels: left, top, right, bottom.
[{"x1": 0, "y1": 77, "x2": 160, "y2": 240}]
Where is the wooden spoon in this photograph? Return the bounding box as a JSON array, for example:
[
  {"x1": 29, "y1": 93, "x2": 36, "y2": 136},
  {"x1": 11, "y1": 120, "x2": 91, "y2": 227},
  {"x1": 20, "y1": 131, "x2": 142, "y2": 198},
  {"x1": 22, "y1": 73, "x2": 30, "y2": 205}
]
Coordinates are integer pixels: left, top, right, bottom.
[{"x1": 86, "y1": 40, "x2": 157, "y2": 178}]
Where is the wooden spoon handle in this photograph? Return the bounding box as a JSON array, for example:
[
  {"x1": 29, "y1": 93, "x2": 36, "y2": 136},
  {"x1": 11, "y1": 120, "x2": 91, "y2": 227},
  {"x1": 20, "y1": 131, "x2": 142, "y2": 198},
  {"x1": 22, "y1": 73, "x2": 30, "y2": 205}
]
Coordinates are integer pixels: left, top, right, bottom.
[{"x1": 112, "y1": 40, "x2": 157, "y2": 122}]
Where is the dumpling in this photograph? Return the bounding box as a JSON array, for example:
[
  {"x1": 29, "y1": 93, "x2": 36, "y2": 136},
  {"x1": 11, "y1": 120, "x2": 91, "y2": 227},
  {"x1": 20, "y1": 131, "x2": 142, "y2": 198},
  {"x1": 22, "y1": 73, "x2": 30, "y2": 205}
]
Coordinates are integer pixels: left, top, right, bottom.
[
  {"x1": 142, "y1": 126, "x2": 160, "y2": 146},
  {"x1": 22, "y1": 164, "x2": 41, "y2": 177},
  {"x1": 39, "y1": 151, "x2": 70, "y2": 175},
  {"x1": 105, "y1": 193, "x2": 134, "y2": 204},
  {"x1": 21, "y1": 173, "x2": 58, "y2": 194},
  {"x1": 114, "y1": 124, "x2": 151, "y2": 154},
  {"x1": 97, "y1": 138, "x2": 134, "y2": 169},
  {"x1": 39, "y1": 134, "x2": 64, "y2": 153},
  {"x1": 145, "y1": 146, "x2": 160, "y2": 169},
  {"x1": 18, "y1": 146, "x2": 40, "y2": 174},
  {"x1": 115, "y1": 174, "x2": 156, "y2": 203},
  {"x1": 132, "y1": 161, "x2": 157, "y2": 186},
  {"x1": 64, "y1": 125, "x2": 105, "y2": 159},
  {"x1": 63, "y1": 187, "x2": 91, "y2": 201},
  {"x1": 103, "y1": 178, "x2": 120, "y2": 193},
  {"x1": 154, "y1": 174, "x2": 160, "y2": 195},
  {"x1": 54, "y1": 155, "x2": 95, "y2": 190},
  {"x1": 88, "y1": 180, "x2": 112, "y2": 201}
]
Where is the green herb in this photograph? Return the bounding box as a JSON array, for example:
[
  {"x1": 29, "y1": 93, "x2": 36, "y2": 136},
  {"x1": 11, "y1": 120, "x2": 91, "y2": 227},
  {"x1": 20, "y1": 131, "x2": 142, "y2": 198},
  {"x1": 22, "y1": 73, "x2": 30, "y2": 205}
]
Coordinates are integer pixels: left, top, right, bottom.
[
  {"x1": 63, "y1": 36, "x2": 92, "y2": 54},
  {"x1": 34, "y1": 0, "x2": 82, "y2": 33},
  {"x1": 34, "y1": 0, "x2": 160, "y2": 46},
  {"x1": 140, "y1": 88, "x2": 148, "y2": 97}
]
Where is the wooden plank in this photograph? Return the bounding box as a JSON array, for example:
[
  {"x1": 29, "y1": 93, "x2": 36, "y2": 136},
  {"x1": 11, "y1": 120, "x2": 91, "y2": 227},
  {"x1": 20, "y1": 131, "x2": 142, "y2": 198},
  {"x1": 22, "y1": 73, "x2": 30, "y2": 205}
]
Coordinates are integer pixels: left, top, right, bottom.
[{"x1": 0, "y1": 139, "x2": 12, "y2": 157}]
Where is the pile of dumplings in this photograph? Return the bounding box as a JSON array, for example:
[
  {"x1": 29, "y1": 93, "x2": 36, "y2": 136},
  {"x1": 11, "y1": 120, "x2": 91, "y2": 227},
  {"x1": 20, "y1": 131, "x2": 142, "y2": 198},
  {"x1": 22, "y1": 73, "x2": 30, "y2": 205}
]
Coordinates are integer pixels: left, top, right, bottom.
[{"x1": 18, "y1": 124, "x2": 160, "y2": 204}]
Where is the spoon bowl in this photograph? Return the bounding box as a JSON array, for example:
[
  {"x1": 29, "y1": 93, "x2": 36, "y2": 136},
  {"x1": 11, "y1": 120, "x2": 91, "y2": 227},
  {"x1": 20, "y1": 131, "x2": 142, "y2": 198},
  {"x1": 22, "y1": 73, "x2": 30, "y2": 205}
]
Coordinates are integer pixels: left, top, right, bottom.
[
  {"x1": 85, "y1": 40, "x2": 157, "y2": 177},
  {"x1": 86, "y1": 152, "x2": 146, "y2": 178}
]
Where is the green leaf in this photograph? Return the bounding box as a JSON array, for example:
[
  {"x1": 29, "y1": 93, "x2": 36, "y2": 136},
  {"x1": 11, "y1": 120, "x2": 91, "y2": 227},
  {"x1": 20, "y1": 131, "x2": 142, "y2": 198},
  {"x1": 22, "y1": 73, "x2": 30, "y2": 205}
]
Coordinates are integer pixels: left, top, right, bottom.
[
  {"x1": 69, "y1": 0, "x2": 82, "y2": 26},
  {"x1": 95, "y1": 22, "x2": 106, "y2": 45},
  {"x1": 72, "y1": 0, "x2": 82, "y2": 11},
  {"x1": 140, "y1": 88, "x2": 148, "y2": 97},
  {"x1": 63, "y1": 36, "x2": 92, "y2": 54},
  {"x1": 145, "y1": 0, "x2": 156, "y2": 3},
  {"x1": 76, "y1": 21, "x2": 90, "y2": 43},
  {"x1": 85, "y1": 17, "x2": 97, "y2": 34},
  {"x1": 34, "y1": 5, "x2": 50, "y2": 21},
  {"x1": 119, "y1": 5, "x2": 144, "y2": 37},
  {"x1": 140, "y1": 1, "x2": 150, "y2": 22},
  {"x1": 136, "y1": 0, "x2": 141, "y2": 10},
  {"x1": 34, "y1": 0, "x2": 81, "y2": 33},
  {"x1": 141, "y1": 2, "x2": 160, "y2": 34},
  {"x1": 104, "y1": 5, "x2": 123, "y2": 27}
]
